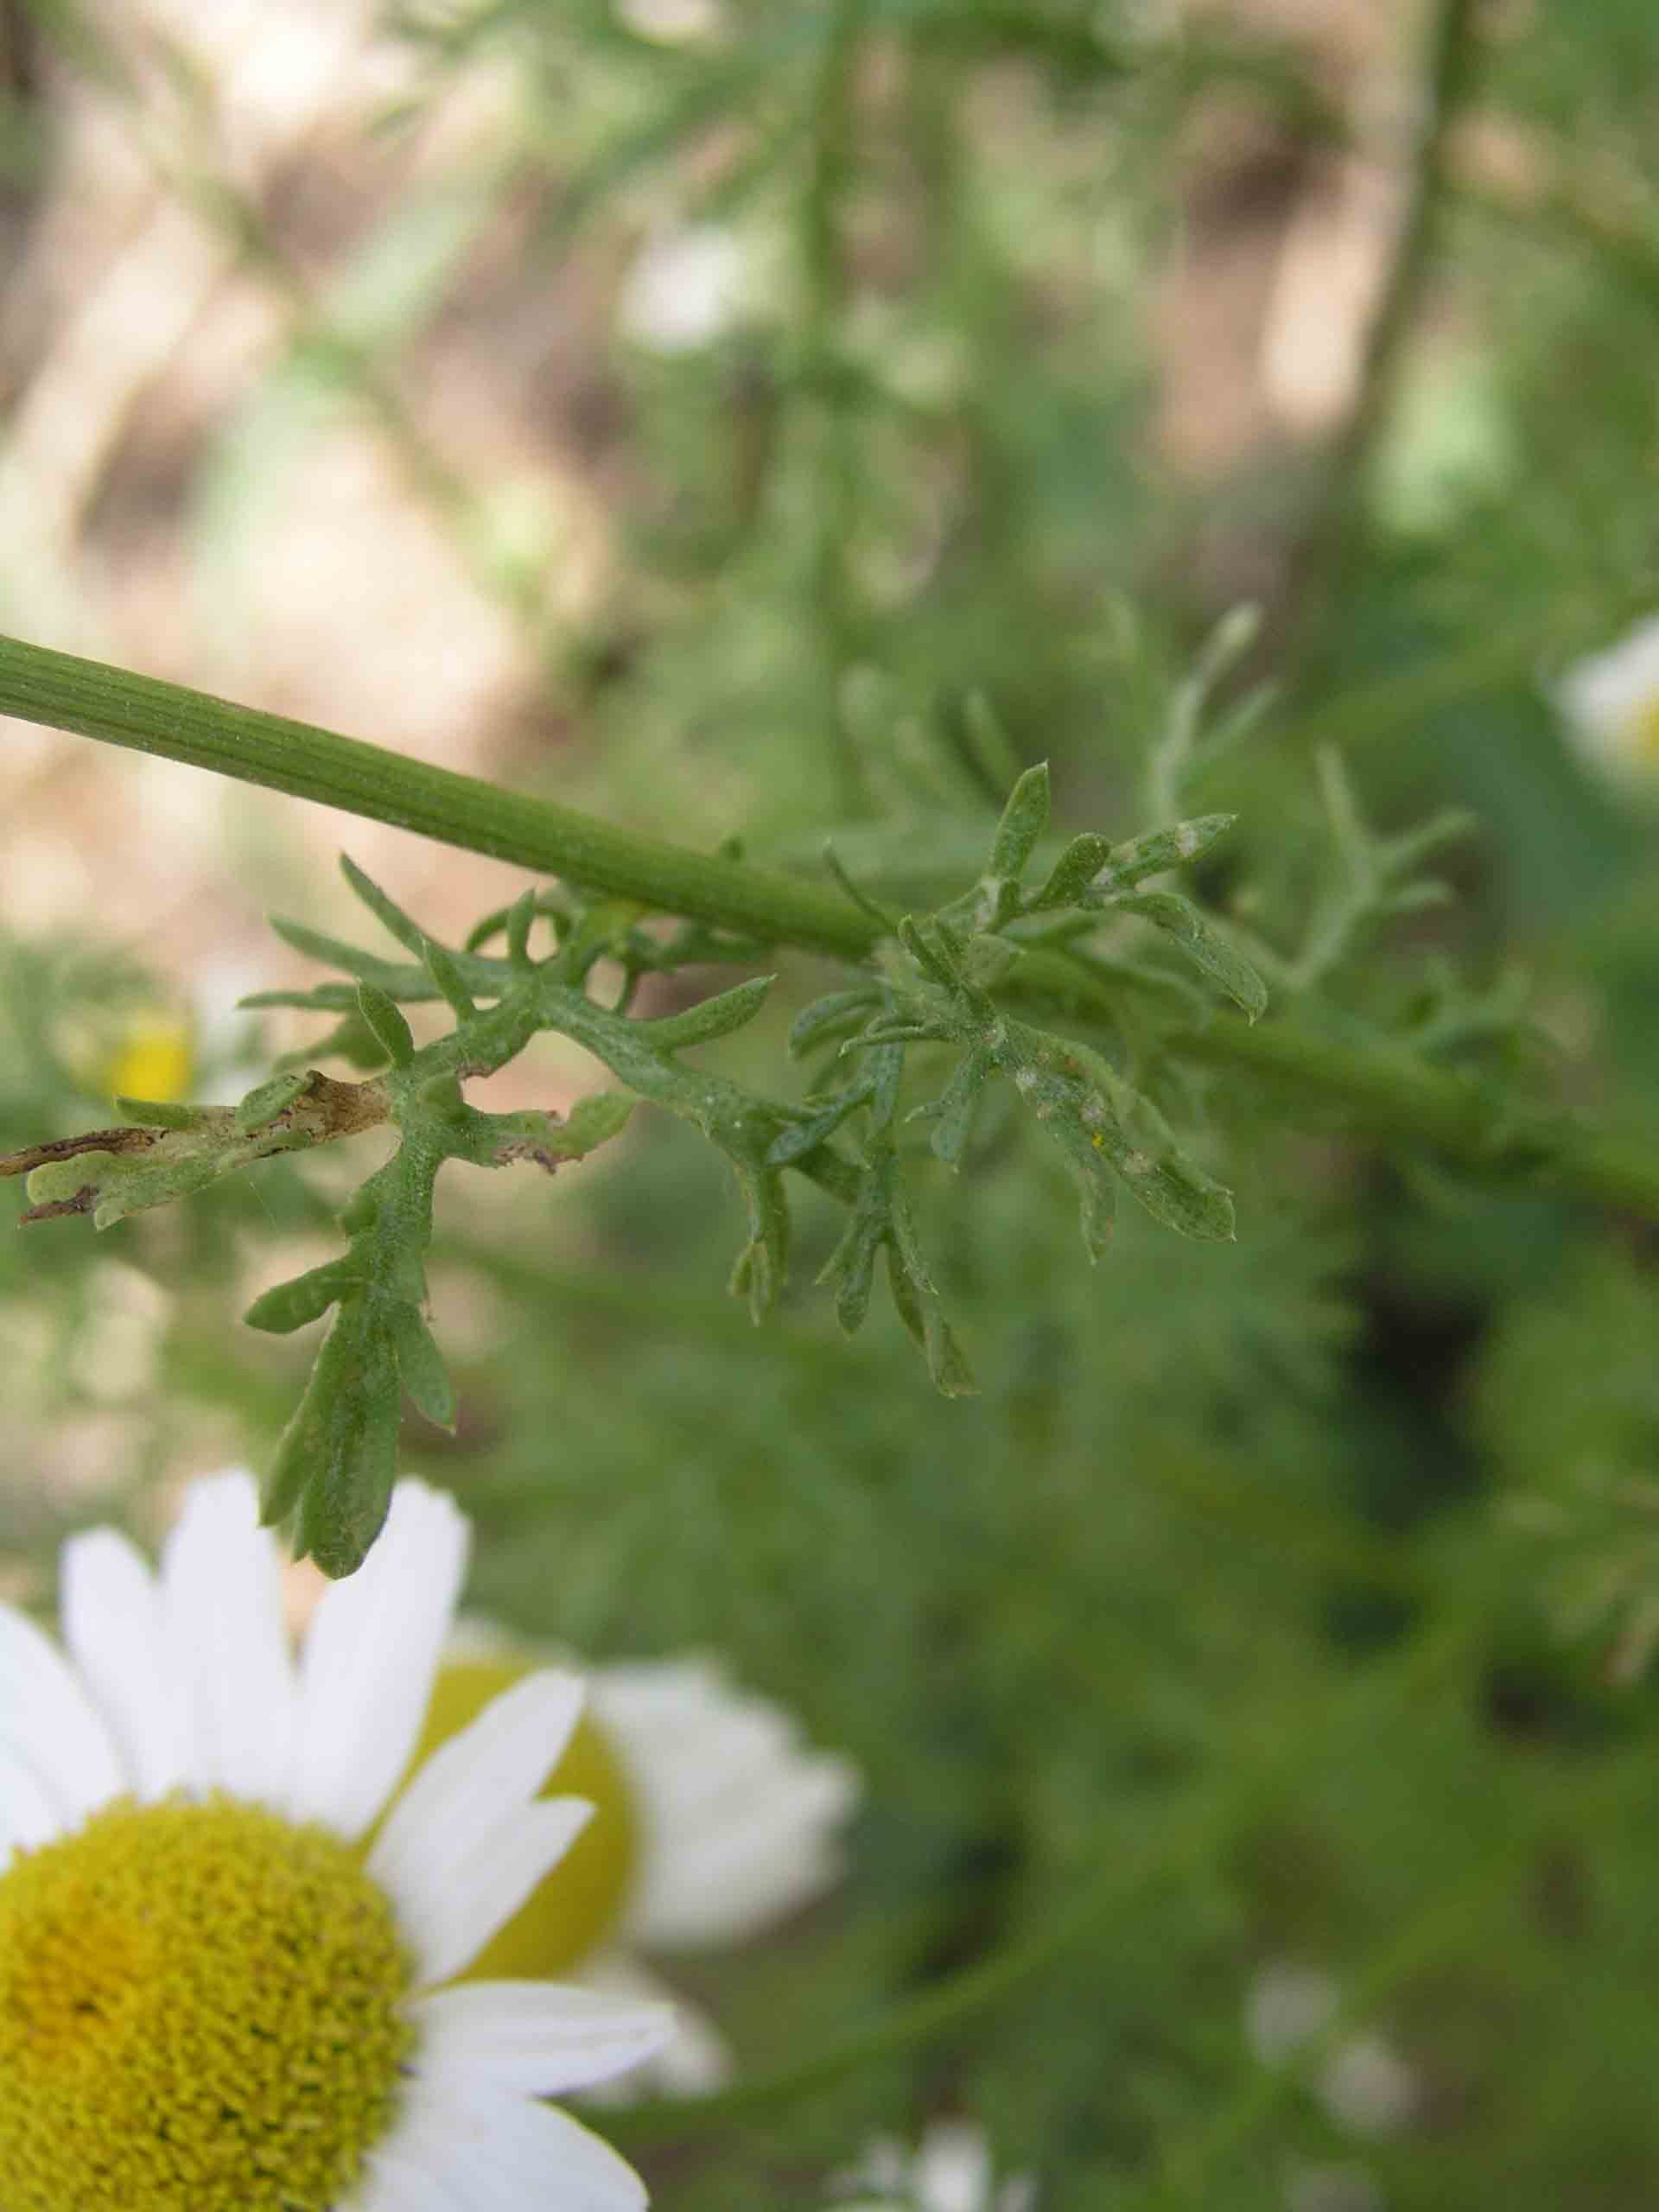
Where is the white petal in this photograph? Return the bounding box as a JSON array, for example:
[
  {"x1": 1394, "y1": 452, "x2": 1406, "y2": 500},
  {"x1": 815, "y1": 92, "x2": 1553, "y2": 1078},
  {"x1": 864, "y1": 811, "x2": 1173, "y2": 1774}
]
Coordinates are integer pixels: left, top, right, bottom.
[
  {"x1": 370, "y1": 1669, "x2": 583, "y2": 1917},
  {"x1": 0, "y1": 1601, "x2": 123, "y2": 1822},
  {"x1": 411, "y1": 1980, "x2": 672, "y2": 2098},
  {"x1": 574, "y1": 1953, "x2": 732, "y2": 2103},
  {"x1": 628, "y1": 1756, "x2": 860, "y2": 1948},
  {"x1": 289, "y1": 1478, "x2": 470, "y2": 1839},
  {"x1": 916, "y1": 2121, "x2": 995, "y2": 2212},
  {"x1": 1560, "y1": 615, "x2": 1659, "y2": 738},
  {"x1": 397, "y1": 1797, "x2": 594, "y2": 1990},
  {"x1": 594, "y1": 1657, "x2": 861, "y2": 1948},
  {"x1": 352, "y1": 2120, "x2": 471, "y2": 2212},
  {"x1": 160, "y1": 1470, "x2": 296, "y2": 1806},
  {"x1": 393, "y1": 2080, "x2": 649, "y2": 2211},
  {"x1": 0, "y1": 1741, "x2": 66, "y2": 1866},
  {"x1": 60, "y1": 1528, "x2": 188, "y2": 1802}
]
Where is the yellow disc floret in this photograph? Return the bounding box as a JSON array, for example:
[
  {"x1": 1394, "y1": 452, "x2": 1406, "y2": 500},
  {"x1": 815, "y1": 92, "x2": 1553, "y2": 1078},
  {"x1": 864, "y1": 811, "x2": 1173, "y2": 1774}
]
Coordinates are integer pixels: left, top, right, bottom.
[
  {"x1": 0, "y1": 1796, "x2": 416, "y2": 2212},
  {"x1": 104, "y1": 1017, "x2": 194, "y2": 1107},
  {"x1": 1633, "y1": 695, "x2": 1659, "y2": 769},
  {"x1": 403, "y1": 1659, "x2": 639, "y2": 1977}
]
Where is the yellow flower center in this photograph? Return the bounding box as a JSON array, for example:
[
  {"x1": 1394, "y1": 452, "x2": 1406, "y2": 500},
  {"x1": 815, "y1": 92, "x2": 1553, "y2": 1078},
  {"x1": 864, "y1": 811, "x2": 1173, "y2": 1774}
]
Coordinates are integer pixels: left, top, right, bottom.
[
  {"x1": 104, "y1": 1020, "x2": 194, "y2": 1106},
  {"x1": 1630, "y1": 695, "x2": 1659, "y2": 767},
  {"x1": 0, "y1": 1796, "x2": 415, "y2": 2212},
  {"x1": 404, "y1": 1660, "x2": 639, "y2": 1976}
]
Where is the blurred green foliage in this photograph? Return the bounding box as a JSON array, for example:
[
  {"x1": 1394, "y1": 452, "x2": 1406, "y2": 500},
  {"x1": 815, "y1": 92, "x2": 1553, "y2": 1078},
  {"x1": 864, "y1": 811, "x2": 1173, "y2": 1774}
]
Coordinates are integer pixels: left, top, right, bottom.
[{"x1": 5, "y1": 0, "x2": 1659, "y2": 2203}]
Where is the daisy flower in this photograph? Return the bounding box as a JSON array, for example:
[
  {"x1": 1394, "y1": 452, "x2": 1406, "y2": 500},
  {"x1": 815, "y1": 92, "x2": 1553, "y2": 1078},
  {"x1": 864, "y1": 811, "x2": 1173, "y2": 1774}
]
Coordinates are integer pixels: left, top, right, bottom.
[
  {"x1": 1556, "y1": 614, "x2": 1659, "y2": 791},
  {"x1": 410, "y1": 1629, "x2": 864, "y2": 2095},
  {"x1": 0, "y1": 1471, "x2": 672, "y2": 2210},
  {"x1": 830, "y1": 2120, "x2": 1038, "y2": 2212}
]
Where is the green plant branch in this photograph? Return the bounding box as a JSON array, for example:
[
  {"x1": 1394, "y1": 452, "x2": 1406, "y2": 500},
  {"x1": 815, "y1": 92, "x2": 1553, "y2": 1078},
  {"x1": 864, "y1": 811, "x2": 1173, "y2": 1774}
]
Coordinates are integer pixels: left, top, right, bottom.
[
  {"x1": 0, "y1": 631, "x2": 874, "y2": 960},
  {"x1": 4, "y1": 630, "x2": 1659, "y2": 1223}
]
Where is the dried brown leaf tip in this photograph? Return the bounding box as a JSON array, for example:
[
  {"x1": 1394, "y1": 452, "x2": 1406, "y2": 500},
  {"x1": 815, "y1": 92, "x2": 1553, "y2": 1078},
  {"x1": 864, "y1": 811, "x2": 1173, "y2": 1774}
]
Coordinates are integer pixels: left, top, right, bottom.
[{"x1": 0, "y1": 1124, "x2": 161, "y2": 1179}]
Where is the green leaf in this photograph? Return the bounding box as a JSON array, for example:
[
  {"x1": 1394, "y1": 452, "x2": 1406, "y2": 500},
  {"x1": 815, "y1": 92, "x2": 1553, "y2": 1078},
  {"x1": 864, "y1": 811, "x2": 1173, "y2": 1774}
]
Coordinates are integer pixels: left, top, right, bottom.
[
  {"x1": 1030, "y1": 832, "x2": 1115, "y2": 912},
  {"x1": 245, "y1": 1259, "x2": 363, "y2": 1334},
  {"x1": 421, "y1": 935, "x2": 477, "y2": 1020},
  {"x1": 960, "y1": 933, "x2": 1022, "y2": 991},
  {"x1": 269, "y1": 916, "x2": 419, "y2": 989},
  {"x1": 817, "y1": 1172, "x2": 887, "y2": 1335},
  {"x1": 885, "y1": 1244, "x2": 977, "y2": 1397},
  {"x1": 639, "y1": 974, "x2": 774, "y2": 1051},
  {"x1": 340, "y1": 854, "x2": 429, "y2": 957},
  {"x1": 546, "y1": 1091, "x2": 636, "y2": 1160},
  {"x1": 897, "y1": 915, "x2": 961, "y2": 992},
  {"x1": 788, "y1": 988, "x2": 882, "y2": 1059},
  {"x1": 111, "y1": 1096, "x2": 211, "y2": 1130},
  {"x1": 356, "y1": 982, "x2": 416, "y2": 1068},
  {"x1": 233, "y1": 1071, "x2": 310, "y2": 1133},
  {"x1": 391, "y1": 1303, "x2": 456, "y2": 1430},
  {"x1": 1114, "y1": 890, "x2": 1268, "y2": 1020},
  {"x1": 922, "y1": 1044, "x2": 994, "y2": 1167},
  {"x1": 505, "y1": 888, "x2": 537, "y2": 969},
  {"x1": 729, "y1": 1164, "x2": 789, "y2": 1321},
  {"x1": 1092, "y1": 814, "x2": 1238, "y2": 896},
  {"x1": 1086, "y1": 1092, "x2": 1236, "y2": 1242},
  {"x1": 266, "y1": 1295, "x2": 404, "y2": 1576},
  {"x1": 987, "y1": 761, "x2": 1051, "y2": 883},
  {"x1": 766, "y1": 1081, "x2": 871, "y2": 1166},
  {"x1": 1033, "y1": 1090, "x2": 1119, "y2": 1262}
]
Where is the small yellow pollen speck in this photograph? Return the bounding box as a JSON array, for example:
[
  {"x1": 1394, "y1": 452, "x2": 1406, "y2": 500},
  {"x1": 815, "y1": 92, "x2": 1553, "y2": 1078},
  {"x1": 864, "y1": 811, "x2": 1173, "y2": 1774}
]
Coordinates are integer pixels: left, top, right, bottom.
[
  {"x1": 1090, "y1": 1131, "x2": 1105, "y2": 1150},
  {"x1": 104, "y1": 1019, "x2": 194, "y2": 1105},
  {"x1": 0, "y1": 1796, "x2": 414, "y2": 2212},
  {"x1": 396, "y1": 1660, "x2": 639, "y2": 1978}
]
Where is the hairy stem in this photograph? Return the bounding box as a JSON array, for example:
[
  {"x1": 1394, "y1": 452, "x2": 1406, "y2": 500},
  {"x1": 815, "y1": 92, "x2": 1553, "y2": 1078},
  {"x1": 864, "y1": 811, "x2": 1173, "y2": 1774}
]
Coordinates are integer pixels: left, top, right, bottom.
[
  {"x1": 3, "y1": 629, "x2": 1659, "y2": 1223},
  {"x1": 0, "y1": 631, "x2": 873, "y2": 959}
]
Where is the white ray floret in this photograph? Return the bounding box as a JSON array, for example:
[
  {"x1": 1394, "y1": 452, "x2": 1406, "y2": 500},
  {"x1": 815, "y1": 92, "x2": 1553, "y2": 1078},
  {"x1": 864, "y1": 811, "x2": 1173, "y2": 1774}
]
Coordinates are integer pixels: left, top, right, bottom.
[{"x1": 0, "y1": 1470, "x2": 672, "y2": 2211}]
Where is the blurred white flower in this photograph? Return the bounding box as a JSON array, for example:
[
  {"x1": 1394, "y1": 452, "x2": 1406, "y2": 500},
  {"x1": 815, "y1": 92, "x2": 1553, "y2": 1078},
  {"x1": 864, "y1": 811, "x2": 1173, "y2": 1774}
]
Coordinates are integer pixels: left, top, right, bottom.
[
  {"x1": 1557, "y1": 616, "x2": 1659, "y2": 791},
  {"x1": 427, "y1": 1629, "x2": 863, "y2": 2094},
  {"x1": 831, "y1": 2120, "x2": 1038, "y2": 2212},
  {"x1": 1284, "y1": 2158, "x2": 1388, "y2": 2212},
  {"x1": 0, "y1": 1472, "x2": 670, "y2": 2212},
  {"x1": 614, "y1": 0, "x2": 723, "y2": 39},
  {"x1": 619, "y1": 223, "x2": 751, "y2": 353},
  {"x1": 1246, "y1": 1959, "x2": 1343, "y2": 2065},
  {"x1": 1245, "y1": 1959, "x2": 1420, "y2": 2139},
  {"x1": 1319, "y1": 2029, "x2": 1420, "y2": 2138}
]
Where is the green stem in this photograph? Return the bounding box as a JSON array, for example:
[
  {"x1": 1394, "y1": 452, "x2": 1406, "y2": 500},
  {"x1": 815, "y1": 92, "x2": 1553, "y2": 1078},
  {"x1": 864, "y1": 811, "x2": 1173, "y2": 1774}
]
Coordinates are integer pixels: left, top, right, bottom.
[
  {"x1": 0, "y1": 632, "x2": 873, "y2": 961},
  {"x1": 3, "y1": 630, "x2": 1658, "y2": 1222},
  {"x1": 1169, "y1": 1013, "x2": 1659, "y2": 1218}
]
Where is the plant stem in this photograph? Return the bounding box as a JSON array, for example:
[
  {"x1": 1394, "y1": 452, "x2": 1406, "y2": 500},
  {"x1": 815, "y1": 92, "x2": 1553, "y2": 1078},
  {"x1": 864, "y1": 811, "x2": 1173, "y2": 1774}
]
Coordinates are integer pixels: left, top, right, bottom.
[
  {"x1": 0, "y1": 631, "x2": 874, "y2": 961},
  {"x1": 3, "y1": 628, "x2": 1659, "y2": 1222}
]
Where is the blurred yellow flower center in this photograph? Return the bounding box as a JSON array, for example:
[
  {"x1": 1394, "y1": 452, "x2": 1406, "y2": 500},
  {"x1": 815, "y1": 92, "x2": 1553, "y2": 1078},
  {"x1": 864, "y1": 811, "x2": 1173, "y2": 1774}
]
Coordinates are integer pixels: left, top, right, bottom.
[
  {"x1": 407, "y1": 1659, "x2": 640, "y2": 1976},
  {"x1": 0, "y1": 1796, "x2": 414, "y2": 2212},
  {"x1": 105, "y1": 1019, "x2": 194, "y2": 1105},
  {"x1": 1630, "y1": 695, "x2": 1659, "y2": 766}
]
